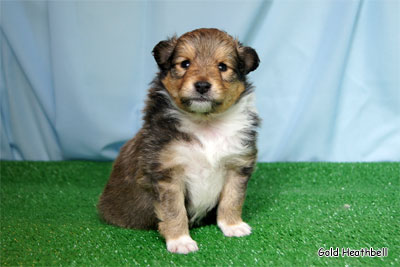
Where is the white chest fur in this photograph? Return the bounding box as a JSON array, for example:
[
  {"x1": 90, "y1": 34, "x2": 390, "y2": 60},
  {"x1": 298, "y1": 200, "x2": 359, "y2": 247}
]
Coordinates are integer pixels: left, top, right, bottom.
[{"x1": 169, "y1": 94, "x2": 257, "y2": 222}]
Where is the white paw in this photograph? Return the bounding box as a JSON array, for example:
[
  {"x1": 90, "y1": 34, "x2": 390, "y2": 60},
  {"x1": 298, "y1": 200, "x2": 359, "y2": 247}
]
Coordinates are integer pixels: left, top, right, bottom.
[
  {"x1": 218, "y1": 221, "x2": 252, "y2": 237},
  {"x1": 166, "y1": 235, "x2": 199, "y2": 254}
]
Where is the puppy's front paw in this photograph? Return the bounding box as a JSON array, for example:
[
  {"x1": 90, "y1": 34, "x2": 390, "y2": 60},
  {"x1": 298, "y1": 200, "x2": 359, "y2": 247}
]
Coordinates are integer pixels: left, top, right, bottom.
[
  {"x1": 166, "y1": 235, "x2": 199, "y2": 254},
  {"x1": 218, "y1": 221, "x2": 252, "y2": 237}
]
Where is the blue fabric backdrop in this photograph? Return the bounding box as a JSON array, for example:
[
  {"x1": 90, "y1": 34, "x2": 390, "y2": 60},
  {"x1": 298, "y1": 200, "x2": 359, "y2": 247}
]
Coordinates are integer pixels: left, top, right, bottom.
[{"x1": 1, "y1": 0, "x2": 399, "y2": 161}]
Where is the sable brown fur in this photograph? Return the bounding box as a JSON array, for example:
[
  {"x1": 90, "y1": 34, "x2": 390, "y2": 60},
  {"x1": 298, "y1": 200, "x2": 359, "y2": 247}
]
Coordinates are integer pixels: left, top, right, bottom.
[{"x1": 98, "y1": 28, "x2": 260, "y2": 253}]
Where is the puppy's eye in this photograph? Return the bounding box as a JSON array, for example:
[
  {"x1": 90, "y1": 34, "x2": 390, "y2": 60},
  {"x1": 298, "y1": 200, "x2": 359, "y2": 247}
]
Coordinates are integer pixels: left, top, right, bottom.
[
  {"x1": 180, "y1": 60, "x2": 190, "y2": 69},
  {"x1": 218, "y1": 62, "x2": 227, "y2": 72}
]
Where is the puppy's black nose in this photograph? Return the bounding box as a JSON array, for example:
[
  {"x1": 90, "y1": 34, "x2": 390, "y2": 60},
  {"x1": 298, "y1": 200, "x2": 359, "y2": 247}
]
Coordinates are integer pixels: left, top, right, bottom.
[{"x1": 194, "y1": 81, "x2": 211, "y2": 94}]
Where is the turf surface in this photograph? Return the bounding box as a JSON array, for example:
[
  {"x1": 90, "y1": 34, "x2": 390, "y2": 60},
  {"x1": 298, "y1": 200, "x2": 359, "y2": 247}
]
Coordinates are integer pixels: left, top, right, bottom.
[{"x1": 1, "y1": 161, "x2": 399, "y2": 266}]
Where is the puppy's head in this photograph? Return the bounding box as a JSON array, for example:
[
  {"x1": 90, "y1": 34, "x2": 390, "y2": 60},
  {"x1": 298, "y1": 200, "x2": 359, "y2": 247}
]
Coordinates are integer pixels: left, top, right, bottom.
[{"x1": 153, "y1": 28, "x2": 259, "y2": 114}]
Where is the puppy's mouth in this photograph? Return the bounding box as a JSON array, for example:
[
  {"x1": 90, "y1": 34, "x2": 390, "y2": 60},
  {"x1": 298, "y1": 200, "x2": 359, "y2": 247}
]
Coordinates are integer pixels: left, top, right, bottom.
[
  {"x1": 185, "y1": 96, "x2": 211, "y2": 102},
  {"x1": 181, "y1": 97, "x2": 222, "y2": 114}
]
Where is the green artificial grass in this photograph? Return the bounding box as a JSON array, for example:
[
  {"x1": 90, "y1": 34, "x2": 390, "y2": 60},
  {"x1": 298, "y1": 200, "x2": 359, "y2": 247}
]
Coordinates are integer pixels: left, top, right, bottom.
[{"x1": 1, "y1": 161, "x2": 399, "y2": 266}]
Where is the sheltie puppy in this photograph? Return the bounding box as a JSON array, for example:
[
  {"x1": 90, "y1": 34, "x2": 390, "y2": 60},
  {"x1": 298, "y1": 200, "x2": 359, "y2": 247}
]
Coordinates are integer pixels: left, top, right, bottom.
[{"x1": 98, "y1": 28, "x2": 260, "y2": 254}]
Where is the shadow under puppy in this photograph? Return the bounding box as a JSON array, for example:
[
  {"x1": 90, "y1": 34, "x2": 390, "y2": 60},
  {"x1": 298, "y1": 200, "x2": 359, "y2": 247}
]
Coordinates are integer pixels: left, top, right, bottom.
[{"x1": 98, "y1": 28, "x2": 260, "y2": 254}]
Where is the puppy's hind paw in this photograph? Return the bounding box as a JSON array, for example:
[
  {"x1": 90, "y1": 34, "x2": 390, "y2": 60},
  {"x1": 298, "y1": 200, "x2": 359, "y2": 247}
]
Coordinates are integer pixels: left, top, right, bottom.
[
  {"x1": 166, "y1": 235, "x2": 199, "y2": 254},
  {"x1": 218, "y1": 221, "x2": 252, "y2": 237}
]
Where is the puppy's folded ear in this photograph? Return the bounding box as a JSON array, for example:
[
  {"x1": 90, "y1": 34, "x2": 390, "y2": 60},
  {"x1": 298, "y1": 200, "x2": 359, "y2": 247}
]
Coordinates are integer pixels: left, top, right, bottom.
[
  {"x1": 238, "y1": 45, "x2": 260, "y2": 75},
  {"x1": 152, "y1": 36, "x2": 177, "y2": 72}
]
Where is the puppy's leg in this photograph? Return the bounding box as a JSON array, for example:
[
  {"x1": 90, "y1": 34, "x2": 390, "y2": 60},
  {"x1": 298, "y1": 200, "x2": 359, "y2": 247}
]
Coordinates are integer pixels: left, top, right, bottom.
[
  {"x1": 155, "y1": 181, "x2": 198, "y2": 254},
  {"x1": 217, "y1": 169, "x2": 252, "y2": 237}
]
